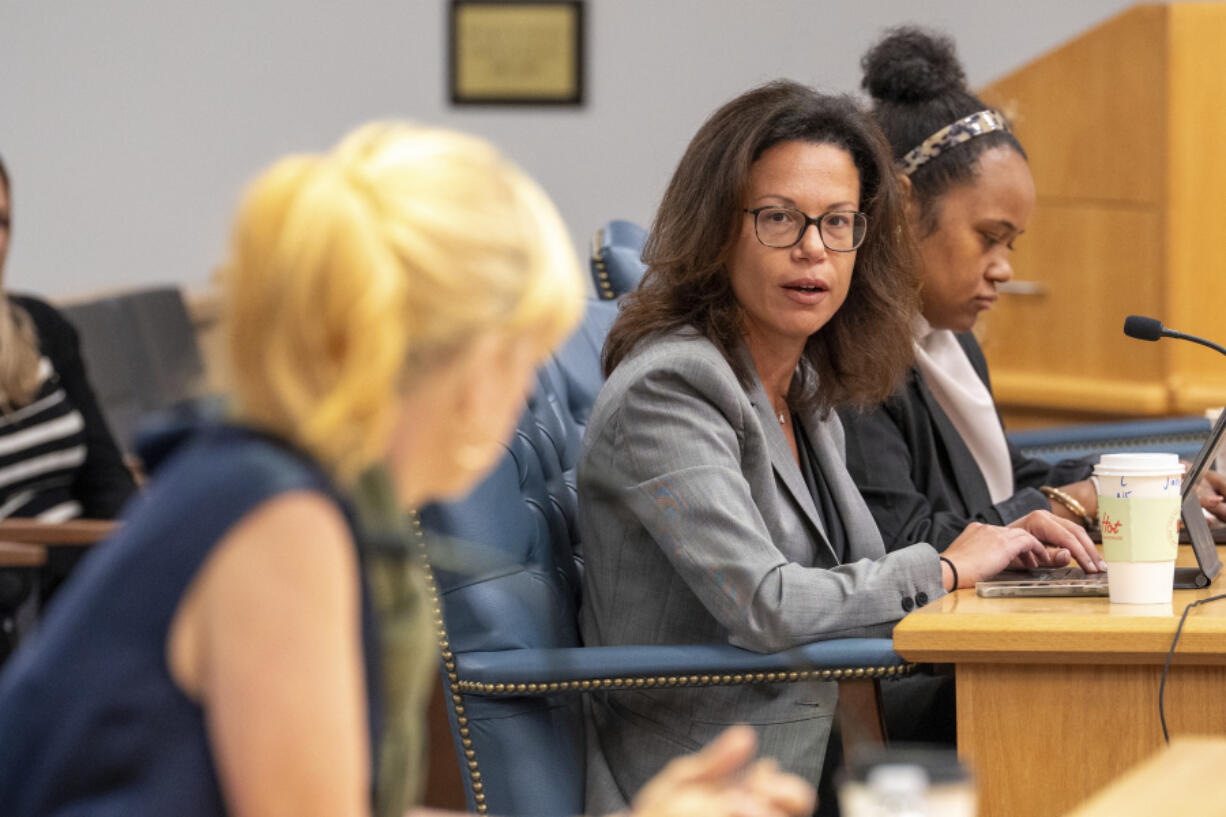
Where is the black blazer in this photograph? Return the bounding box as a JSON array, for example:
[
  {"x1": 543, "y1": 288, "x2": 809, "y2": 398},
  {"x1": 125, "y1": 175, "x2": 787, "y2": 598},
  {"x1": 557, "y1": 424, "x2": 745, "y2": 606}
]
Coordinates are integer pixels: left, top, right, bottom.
[
  {"x1": 840, "y1": 332, "x2": 1092, "y2": 552},
  {"x1": 14, "y1": 294, "x2": 136, "y2": 519},
  {"x1": 12, "y1": 294, "x2": 138, "y2": 599}
]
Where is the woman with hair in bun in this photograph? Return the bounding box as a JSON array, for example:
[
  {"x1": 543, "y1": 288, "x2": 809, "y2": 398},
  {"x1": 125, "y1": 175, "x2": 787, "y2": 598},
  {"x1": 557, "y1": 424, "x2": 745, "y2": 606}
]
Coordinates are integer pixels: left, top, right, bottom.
[
  {"x1": 0, "y1": 124, "x2": 815, "y2": 817},
  {"x1": 578, "y1": 79, "x2": 1100, "y2": 813},
  {"x1": 840, "y1": 27, "x2": 1118, "y2": 557}
]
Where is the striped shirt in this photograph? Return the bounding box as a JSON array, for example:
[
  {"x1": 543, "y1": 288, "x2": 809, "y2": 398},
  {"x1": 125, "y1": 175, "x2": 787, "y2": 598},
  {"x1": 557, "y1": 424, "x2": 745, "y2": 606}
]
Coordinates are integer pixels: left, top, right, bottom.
[{"x1": 0, "y1": 357, "x2": 88, "y2": 523}]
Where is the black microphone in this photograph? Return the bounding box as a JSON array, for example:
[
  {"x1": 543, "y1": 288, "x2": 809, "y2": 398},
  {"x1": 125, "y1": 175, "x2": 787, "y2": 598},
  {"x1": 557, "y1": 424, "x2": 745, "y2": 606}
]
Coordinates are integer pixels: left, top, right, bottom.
[
  {"x1": 1123, "y1": 315, "x2": 1226, "y2": 357},
  {"x1": 1123, "y1": 315, "x2": 1164, "y2": 342}
]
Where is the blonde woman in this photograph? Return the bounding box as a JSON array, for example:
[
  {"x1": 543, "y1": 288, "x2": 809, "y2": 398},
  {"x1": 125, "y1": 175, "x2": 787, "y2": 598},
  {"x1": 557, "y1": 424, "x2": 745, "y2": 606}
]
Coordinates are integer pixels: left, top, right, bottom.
[
  {"x1": 0, "y1": 125, "x2": 813, "y2": 817},
  {"x1": 0, "y1": 155, "x2": 135, "y2": 658}
]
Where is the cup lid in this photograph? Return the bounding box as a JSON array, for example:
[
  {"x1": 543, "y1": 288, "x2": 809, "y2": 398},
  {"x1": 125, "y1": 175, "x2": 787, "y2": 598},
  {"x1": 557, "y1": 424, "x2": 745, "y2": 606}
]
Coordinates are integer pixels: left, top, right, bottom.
[
  {"x1": 1093, "y1": 452, "x2": 1185, "y2": 476},
  {"x1": 842, "y1": 745, "x2": 970, "y2": 784}
]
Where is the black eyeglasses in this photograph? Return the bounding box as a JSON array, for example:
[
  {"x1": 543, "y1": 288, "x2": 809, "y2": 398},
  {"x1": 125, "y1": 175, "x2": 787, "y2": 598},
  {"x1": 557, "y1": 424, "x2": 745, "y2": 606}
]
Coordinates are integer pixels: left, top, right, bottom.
[{"x1": 743, "y1": 206, "x2": 867, "y2": 252}]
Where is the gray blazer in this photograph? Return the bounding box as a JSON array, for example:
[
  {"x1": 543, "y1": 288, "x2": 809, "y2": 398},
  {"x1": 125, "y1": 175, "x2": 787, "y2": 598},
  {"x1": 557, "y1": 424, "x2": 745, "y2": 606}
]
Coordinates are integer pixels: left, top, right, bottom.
[{"x1": 578, "y1": 329, "x2": 944, "y2": 812}]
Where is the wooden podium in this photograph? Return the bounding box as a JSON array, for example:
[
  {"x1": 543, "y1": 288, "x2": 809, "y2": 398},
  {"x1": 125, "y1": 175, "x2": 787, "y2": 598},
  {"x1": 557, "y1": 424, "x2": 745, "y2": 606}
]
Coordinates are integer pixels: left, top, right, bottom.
[{"x1": 976, "y1": 3, "x2": 1226, "y2": 424}]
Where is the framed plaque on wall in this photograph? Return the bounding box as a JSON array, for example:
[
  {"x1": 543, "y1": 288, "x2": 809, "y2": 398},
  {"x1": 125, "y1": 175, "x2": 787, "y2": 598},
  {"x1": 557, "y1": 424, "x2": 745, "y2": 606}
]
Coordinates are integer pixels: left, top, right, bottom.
[{"x1": 449, "y1": 1, "x2": 585, "y2": 105}]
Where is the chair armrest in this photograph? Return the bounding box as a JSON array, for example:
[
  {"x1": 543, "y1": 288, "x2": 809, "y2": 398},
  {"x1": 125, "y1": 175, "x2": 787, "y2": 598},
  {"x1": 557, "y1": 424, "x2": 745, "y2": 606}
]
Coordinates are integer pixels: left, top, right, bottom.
[
  {"x1": 453, "y1": 638, "x2": 912, "y2": 695},
  {"x1": 0, "y1": 519, "x2": 118, "y2": 545}
]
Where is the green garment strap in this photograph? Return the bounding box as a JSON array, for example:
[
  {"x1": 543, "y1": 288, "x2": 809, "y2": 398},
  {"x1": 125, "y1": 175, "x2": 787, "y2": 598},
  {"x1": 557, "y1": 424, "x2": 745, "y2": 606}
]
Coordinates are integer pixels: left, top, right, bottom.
[{"x1": 353, "y1": 467, "x2": 438, "y2": 817}]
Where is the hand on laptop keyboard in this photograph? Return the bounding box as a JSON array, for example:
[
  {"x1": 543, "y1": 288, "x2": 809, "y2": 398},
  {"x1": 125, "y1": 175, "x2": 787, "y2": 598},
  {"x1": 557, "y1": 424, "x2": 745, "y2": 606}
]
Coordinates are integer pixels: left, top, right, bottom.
[{"x1": 1006, "y1": 510, "x2": 1107, "y2": 574}]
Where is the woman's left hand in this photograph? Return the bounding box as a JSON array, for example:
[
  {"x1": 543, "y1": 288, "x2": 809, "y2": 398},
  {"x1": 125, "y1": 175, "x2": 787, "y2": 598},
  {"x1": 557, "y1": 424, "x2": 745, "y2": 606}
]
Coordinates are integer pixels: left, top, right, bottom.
[{"x1": 1007, "y1": 510, "x2": 1106, "y2": 573}]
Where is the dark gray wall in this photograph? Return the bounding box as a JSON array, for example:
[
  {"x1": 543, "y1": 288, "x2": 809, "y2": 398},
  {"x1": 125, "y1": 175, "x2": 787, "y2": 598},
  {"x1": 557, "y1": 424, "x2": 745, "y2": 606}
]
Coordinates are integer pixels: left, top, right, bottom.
[{"x1": 0, "y1": 0, "x2": 1148, "y2": 296}]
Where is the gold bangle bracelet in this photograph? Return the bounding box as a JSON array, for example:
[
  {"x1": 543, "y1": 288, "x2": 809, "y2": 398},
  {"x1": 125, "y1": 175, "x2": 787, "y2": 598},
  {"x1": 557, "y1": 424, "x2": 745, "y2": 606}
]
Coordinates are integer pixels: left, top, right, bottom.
[{"x1": 1039, "y1": 485, "x2": 1096, "y2": 530}]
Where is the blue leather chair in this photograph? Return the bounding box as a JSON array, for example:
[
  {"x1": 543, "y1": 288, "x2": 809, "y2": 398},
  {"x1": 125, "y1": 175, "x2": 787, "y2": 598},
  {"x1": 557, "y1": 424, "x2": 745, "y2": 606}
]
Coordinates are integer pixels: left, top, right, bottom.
[
  {"x1": 1007, "y1": 416, "x2": 1211, "y2": 465},
  {"x1": 417, "y1": 298, "x2": 913, "y2": 817},
  {"x1": 589, "y1": 220, "x2": 647, "y2": 300}
]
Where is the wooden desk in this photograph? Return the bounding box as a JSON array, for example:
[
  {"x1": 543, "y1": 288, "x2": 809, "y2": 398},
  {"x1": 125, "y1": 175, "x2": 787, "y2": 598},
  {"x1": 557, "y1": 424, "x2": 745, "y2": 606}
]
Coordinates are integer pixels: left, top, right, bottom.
[
  {"x1": 893, "y1": 547, "x2": 1226, "y2": 817},
  {"x1": 1063, "y1": 737, "x2": 1226, "y2": 817},
  {"x1": 0, "y1": 519, "x2": 117, "y2": 545},
  {"x1": 0, "y1": 542, "x2": 46, "y2": 567},
  {"x1": 0, "y1": 520, "x2": 115, "y2": 567}
]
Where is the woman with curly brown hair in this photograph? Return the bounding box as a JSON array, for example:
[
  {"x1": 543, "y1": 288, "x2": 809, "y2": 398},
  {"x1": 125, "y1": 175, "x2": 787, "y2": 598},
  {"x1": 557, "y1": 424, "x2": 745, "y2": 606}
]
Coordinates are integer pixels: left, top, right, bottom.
[{"x1": 577, "y1": 80, "x2": 1100, "y2": 810}]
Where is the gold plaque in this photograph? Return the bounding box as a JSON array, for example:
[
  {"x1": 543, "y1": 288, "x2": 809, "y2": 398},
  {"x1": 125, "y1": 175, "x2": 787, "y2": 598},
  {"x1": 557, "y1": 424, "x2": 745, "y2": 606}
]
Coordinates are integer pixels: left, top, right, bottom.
[{"x1": 450, "y1": 1, "x2": 584, "y2": 105}]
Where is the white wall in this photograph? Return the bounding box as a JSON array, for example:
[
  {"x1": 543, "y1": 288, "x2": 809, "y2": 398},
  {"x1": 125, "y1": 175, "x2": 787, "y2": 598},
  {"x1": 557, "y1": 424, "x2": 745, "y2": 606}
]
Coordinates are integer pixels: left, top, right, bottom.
[{"x1": 0, "y1": 0, "x2": 1147, "y2": 297}]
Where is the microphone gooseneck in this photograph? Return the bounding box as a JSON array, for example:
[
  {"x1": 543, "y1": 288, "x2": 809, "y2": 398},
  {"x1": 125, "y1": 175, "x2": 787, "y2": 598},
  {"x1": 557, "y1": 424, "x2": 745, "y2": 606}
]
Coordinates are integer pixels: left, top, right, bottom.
[
  {"x1": 1166, "y1": 329, "x2": 1226, "y2": 358},
  {"x1": 1123, "y1": 315, "x2": 1226, "y2": 358}
]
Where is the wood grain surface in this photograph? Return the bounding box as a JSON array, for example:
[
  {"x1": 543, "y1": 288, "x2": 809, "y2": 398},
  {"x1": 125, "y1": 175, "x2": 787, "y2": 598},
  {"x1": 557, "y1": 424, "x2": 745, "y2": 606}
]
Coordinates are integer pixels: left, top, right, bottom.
[{"x1": 894, "y1": 545, "x2": 1226, "y2": 816}]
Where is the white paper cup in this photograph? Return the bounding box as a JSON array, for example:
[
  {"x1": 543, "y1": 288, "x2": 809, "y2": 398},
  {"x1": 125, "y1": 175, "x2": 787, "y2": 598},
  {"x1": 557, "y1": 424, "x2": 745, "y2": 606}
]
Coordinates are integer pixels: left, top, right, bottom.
[
  {"x1": 839, "y1": 749, "x2": 975, "y2": 817},
  {"x1": 1094, "y1": 453, "x2": 1183, "y2": 604}
]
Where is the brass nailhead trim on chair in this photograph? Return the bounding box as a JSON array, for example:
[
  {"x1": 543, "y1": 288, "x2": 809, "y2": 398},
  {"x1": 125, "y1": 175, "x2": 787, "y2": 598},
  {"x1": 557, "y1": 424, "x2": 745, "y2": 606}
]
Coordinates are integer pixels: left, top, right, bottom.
[
  {"x1": 411, "y1": 512, "x2": 491, "y2": 815},
  {"x1": 455, "y1": 661, "x2": 916, "y2": 696},
  {"x1": 589, "y1": 229, "x2": 618, "y2": 301}
]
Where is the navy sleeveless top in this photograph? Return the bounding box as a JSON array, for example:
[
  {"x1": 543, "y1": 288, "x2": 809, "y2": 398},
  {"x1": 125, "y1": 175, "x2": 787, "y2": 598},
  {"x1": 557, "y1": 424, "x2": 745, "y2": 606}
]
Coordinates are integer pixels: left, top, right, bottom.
[{"x1": 0, "y1": 424, "x2": 382, "y2": 816}]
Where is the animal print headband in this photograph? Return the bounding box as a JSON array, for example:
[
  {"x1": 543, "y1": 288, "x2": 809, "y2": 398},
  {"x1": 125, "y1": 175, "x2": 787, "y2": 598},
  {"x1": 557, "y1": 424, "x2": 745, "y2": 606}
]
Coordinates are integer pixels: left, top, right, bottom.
[{"x1": 899, "y1": 109, "x2": 1011, "y2": 176}]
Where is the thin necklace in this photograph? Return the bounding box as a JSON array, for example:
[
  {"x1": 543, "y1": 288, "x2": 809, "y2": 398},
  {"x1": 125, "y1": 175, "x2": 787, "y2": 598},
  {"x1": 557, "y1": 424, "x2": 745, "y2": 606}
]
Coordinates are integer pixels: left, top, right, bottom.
[{"x1": 775, "y1": 397, "x2": 788, "y2": 426}]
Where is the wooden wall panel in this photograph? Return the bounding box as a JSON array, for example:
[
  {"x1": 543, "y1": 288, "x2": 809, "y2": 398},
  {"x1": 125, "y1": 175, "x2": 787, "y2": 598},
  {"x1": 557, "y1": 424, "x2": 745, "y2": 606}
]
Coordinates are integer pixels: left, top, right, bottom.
[
  {"x1": 980, "y1": 205, "x2": 1168, "y2": 413},
  {"x1": 1166, "y1": 3, "x2": 1226, "y2": 411},
  {"x1": 981, "y1": 4, "x2": 1167, "y2": 205},
  {"x1": 974, "y1": 3, "x2": 1226, "y2": 419}
]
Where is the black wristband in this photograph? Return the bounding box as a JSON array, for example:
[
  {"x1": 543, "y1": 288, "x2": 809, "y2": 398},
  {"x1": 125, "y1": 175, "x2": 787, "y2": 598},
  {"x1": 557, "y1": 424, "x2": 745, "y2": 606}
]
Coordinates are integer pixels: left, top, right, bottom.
[{"x1": 939, "y1": 556, "x2": 959, "y2": 592}]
